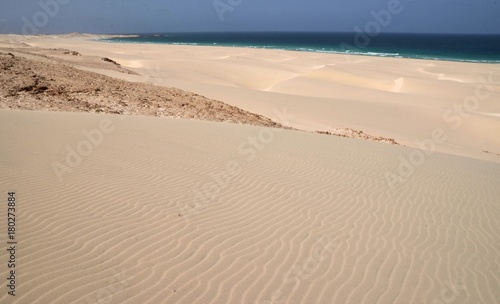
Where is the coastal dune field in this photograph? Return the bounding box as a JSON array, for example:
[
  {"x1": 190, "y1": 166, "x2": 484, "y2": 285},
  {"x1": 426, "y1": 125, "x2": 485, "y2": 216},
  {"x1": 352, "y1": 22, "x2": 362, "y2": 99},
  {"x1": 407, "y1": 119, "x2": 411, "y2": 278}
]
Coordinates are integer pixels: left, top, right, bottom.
[
  {"x1": 20, "y1": 34, "x2": 500, "y2": 162},
  {"x1": 0, "y1": 34, "x2": 500, "y2": 304},
  {"x1": 0, "y1": 109, "x2": 500, "y2": 304}
]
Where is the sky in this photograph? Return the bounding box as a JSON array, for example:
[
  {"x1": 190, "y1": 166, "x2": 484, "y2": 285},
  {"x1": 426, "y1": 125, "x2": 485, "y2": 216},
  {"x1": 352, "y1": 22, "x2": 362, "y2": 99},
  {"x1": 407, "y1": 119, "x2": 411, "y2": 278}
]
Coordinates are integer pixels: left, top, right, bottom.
[{"x1": 0, "y1": 0, "x2": 499, "y2": 35}]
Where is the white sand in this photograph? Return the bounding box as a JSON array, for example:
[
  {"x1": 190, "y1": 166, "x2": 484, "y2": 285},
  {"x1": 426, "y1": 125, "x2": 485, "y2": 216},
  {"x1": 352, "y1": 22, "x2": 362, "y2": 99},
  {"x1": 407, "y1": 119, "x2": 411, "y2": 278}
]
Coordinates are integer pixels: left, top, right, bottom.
[
  {"x1": 0, "y1": 109, "x2": 499, "y2": 303},
  {"x1": 19, "y1": 34, "x2": 500, "y2": 162},
  {"x1": 1, "y1": 35, "x2": 500, "y2": 303}
]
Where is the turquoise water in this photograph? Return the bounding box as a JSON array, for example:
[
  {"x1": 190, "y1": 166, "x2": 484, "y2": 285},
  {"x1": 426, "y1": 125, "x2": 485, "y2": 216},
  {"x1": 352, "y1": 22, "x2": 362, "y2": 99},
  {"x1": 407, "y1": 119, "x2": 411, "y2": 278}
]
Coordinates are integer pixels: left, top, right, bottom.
[{"x1": 103, "y1": 32, "x2": 500, "y2": 63}]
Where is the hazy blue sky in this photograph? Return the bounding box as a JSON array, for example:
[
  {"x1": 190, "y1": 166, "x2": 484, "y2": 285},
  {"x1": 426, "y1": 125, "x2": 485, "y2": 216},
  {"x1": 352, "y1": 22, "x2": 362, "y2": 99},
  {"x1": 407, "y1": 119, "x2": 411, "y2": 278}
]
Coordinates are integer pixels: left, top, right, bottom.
[{"x1": 1, "y1": 0, "x2": 499, "y2": 35}]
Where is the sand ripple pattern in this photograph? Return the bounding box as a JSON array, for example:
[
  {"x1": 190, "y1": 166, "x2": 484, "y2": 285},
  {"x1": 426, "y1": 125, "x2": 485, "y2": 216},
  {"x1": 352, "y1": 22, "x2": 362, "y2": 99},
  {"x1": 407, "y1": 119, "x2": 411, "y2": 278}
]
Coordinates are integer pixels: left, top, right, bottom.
[{"x1": 0, "y1": 110, "x2": 499, "y2": 304}]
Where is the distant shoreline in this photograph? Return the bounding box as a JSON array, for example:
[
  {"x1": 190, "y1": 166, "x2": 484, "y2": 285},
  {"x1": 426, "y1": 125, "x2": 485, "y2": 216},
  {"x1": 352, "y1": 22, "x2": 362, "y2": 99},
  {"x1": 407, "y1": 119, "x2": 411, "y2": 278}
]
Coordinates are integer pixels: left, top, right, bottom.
[{"x1": 100, "y1": 32, "x2": 500, "y2": 64}]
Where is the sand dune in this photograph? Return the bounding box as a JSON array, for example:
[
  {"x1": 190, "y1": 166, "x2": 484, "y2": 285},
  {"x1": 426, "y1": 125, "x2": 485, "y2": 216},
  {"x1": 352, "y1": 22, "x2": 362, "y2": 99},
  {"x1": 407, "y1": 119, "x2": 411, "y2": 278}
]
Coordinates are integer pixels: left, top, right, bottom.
[
  {"x1": 1, "y1": 34, "x2": 500, "y2": 304},
  {"x1": 16, "y1": 34, "x2": 500, "y2": 162},
  {"x1": 0, "y1": 50, "x2": 283, "y2": 129},
  {"x1": 1, "y1": 109, "x2": 499, "y2": 303}
]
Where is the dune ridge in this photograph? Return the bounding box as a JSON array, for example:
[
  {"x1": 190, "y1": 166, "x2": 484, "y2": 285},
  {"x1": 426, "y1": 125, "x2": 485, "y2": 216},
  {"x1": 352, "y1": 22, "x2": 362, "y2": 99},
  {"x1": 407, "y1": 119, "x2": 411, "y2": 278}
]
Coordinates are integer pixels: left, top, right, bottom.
[{"x1": 0, "y1": 50, "x2": 283, "y2": 129}]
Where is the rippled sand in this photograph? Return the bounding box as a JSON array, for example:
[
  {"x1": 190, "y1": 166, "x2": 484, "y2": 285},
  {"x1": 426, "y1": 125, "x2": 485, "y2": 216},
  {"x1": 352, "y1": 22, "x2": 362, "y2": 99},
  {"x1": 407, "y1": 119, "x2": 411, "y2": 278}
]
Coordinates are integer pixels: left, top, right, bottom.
[{"x1": 0, "y1": 110, "x2": 499, "y2": 303}]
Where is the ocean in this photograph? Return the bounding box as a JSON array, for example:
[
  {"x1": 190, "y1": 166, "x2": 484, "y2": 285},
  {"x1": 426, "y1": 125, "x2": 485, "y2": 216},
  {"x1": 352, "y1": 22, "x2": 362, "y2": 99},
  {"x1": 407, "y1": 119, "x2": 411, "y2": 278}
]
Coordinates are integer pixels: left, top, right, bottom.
[{"x1": 102, "y1": 32, "x2": 500, "y2": 63}]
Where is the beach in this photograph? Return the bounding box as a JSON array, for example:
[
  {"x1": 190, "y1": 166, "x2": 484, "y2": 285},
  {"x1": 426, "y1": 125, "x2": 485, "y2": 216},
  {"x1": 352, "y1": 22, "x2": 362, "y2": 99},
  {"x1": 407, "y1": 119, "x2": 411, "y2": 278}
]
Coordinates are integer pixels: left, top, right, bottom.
[
  {"x1": 9, "y1": 34, "x2": 500, "y2": 161},
  {"x1": 0, "y1": 34, "x2": 500, "y2": 304}
]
